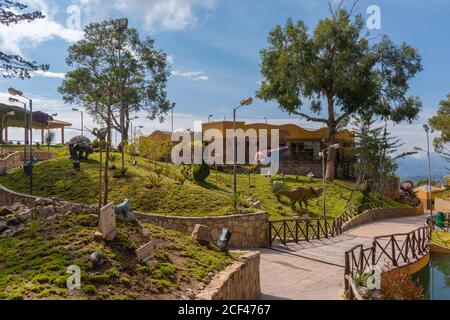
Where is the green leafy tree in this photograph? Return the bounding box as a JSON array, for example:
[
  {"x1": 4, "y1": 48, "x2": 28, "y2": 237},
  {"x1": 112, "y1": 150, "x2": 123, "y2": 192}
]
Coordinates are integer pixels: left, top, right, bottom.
[
  {"x1": 44, "y1": 130, "x2": 55, "y2": 151},
  {"x1": 0, "y1": 1, "x2": 48, "y2": 78},
  {"x1": 257, "y1": 3, "x2": 422, "y2": 181},
  {"x1": 59, "y1": 20, "x2": 172, "y2": 204},
  {"x1": 429, "y1": 94, "x2": 450, "y2": 164}
]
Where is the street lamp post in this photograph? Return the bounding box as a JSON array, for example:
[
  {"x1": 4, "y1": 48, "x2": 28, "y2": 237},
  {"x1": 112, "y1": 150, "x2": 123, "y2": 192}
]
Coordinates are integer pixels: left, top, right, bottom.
[
  {"x1": 72, "y1": 108, "x2": 84, "y2": 136},
  {"x1": 8, "y1": 97, "x2": 27, "y2": 166},
  {"x1": 233, "y1": 97, "x2": 253, "y2": 209},
  {"x1": 423, "y1": 124, "x2": 434, "y2": 217},
  {"x1": 128, "y1": 116, "x2": 139, "y2": 142},
  {"x1": 264, "y1": 117, "x2": 268, "y2": 125},
  {"x1": 171, "y1": 105, "x2": 175, "y2": 134},
  {"x1": 134, "y1": 125, "x2": 143, "y2": 140},
  {"x1": 8, "y1": 87, "x2": 33, "y2": 195}
]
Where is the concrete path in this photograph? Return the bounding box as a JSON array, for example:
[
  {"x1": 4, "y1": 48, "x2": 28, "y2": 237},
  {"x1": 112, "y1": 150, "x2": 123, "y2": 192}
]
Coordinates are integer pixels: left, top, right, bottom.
[{"x1": 260, "y1": 214, "x2": 429, "y2": 300}]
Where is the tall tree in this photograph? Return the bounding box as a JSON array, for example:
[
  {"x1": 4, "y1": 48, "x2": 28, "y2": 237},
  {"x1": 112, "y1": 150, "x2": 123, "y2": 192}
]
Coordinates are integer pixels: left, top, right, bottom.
[
  {"x1": 59, "y1": 20, "x2": 173, "y2": 204},
  {"x1": 257, "y1": 3, "x2": 422, "y2": 181},
  {"x1": 59, "y1": 20, "x2": 173, "y2": 141},
  {"x1": 429, "y1": 94, "x2": 450, "y2": 164},
  {"x1": 0, "y1": 1, "x2": 48, "y2": 78}
]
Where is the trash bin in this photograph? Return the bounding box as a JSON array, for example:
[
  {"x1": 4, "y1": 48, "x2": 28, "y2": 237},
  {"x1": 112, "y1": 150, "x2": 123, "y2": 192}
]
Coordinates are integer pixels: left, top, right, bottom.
[{"x1": 435, "y1": 212, "x2": 446, "y2": 229}]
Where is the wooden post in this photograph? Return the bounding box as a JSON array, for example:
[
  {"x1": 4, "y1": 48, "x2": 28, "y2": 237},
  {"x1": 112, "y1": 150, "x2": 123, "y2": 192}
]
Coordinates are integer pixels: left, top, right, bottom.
[
  {"x1": 41, "y1": 129, "x2": 45, "y2": 145},
  {"x1": 4, "y1": 127, "x2": 8, "y2": 144},
  {"x1": 61, "y1": 127, "x2": 65, "y2": 144}
]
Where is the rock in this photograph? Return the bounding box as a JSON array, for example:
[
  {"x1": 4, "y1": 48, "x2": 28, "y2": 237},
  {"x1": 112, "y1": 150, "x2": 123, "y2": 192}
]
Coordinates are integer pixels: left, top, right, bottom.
[
  {"x1": 10, "y1": 203, "x2": 27, "y2": 212},
  {"x1": 7, "y1": 216, "x2": 21, "y2": 226},
  {"x1": 0, "y1": 206, "x2": 13, "y2": 217},
  {"x1": 16, "y1": 211, "x2": 31, "y2": 222},
  {"x1": 191, "y1": 224, "x2": 211, "y2": 244},
  {"x1": 0, "y1": 221, "x2": 7, "y2": 233},
  {"x1": 34, "y1": 198, "x2": 53, "y2": 207},
  {"x1": 117, "y1": 212, "x2": 136, "y2": 222},
  {"x1": 90, "y1": 252, "x2": 107, "y2": 266},
  {"x1": 252, "y1": 201, "x2": 261, "y2": 209}
]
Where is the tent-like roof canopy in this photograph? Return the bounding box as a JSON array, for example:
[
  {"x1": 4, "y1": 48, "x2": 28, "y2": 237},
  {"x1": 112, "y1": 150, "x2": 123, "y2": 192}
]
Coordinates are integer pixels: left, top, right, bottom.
[{"x1": 0, "y1": 103, "x2": 72, "y2": 130}]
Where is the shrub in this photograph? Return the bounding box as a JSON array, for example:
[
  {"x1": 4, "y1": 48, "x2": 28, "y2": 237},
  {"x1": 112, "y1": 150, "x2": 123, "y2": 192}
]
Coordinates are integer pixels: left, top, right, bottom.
[
  {"x1": 28, "y1": 216, "x2": 41, "y2": 238},
  {"x1": 272, "y1": 181, "x2": 288, "y2": 194},
  {"x1": 193, "y1": 162, "x2": 210, "y2": 183},
  {"x1": 381, "y1": 269, "x2": 424, "y2": 300}
]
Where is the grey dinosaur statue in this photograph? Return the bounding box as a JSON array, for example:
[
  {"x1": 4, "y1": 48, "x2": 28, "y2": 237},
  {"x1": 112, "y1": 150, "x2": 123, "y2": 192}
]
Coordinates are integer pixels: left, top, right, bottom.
[{"x1": 68, "y1": 135, "x2": 94, "y2": 160}]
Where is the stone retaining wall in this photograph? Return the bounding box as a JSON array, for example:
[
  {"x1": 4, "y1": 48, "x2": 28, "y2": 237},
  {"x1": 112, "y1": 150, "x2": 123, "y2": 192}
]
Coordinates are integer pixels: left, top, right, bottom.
[
  {"x1": 0, "y1": 152, "x2": 21, "y2": 170},
  {"x1": 0, "y1": 184, "x2": 96, "y2": 214},
  {"x1": 342, "y1": 204, "x2": 424, "y2": 232},
  {"x1": 135, "y1": 211, "x2": 269, "y2": 249},
  {"x1": 0, "y1": 151, "x2": 54, "y2": 171},
  {"x1": 436, "y1": 197, "x2": 450, "y2": 213},
  {"x1": 196, "y1": 251, "x2": 261, "y2": 300}
]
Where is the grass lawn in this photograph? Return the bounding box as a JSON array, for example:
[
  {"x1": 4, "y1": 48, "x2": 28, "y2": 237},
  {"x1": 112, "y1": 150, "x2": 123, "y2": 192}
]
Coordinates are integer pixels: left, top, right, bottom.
[
  {"x1": 432, "y1": 231, "x2": 450, "y2": 249},
  {"x1": 0, "y1": 212, "x2": 234, "y2": 300},
  {"x1": 0, "y1": 148, "x2": 406, "y2": 219}
]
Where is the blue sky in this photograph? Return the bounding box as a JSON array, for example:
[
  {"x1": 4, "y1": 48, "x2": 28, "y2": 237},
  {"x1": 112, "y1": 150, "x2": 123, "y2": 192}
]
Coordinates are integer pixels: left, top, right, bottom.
[{"x1": 1, "y1": 0, "x2": 449, "y2": 153}]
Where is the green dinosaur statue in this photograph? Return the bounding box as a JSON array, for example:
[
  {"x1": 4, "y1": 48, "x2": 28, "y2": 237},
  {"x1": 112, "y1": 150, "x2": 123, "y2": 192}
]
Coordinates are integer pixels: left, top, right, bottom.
[{"x1": 275, "y1": 187, "x2": 323, "y2": 210}]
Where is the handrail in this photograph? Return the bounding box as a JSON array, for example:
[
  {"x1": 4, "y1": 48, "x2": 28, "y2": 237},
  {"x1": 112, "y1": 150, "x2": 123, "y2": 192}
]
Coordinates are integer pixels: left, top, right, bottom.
[
  {"x1": 344, "y1": 225, "x2": 432, "y2": 300},
  {"x1": 268, "y1": 200, "x2": 383, "y2": 247},
  {"x1": 344, "y1": 275, "x2": 365, "y2": 301},
  {"x1": 269, "y1": 217, "x2": 343, "y2": 246}
]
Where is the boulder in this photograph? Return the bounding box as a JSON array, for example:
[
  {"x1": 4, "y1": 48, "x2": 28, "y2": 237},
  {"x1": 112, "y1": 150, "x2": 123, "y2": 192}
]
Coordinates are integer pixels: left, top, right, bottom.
[
  {"x1": 7, "y1": 216, "x2": 21, "y2": 226},
  {"x1": 252, "y1": 201, "x2": 261, "y2": 210},
  {"x1": 191, "y1": 224, "x2": 211, "y2": 244},
  {"x1": 0, "y1": 221, "x2": 7, "y2": 233},
  {"x1": 117, "y1": 212, "x2": 136, "y2": 222},
  {"x1": 0, "y1": 206, "x2": 13, "y2": 217},
  {"x1": 10, "y1": 203, "x2": 27, "y2": 212},
  {"x1": 34, "y1": 198, "x2": 54, "y2": 207}
]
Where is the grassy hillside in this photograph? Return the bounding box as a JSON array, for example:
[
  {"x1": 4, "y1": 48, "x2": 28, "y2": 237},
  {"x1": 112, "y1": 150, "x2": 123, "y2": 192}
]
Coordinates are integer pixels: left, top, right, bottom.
[
  {"x1": 0, "y1": 149, "x2": 408, "y2": 219},
  {"x1": 0, "y1": 213, "x2": 233, "y2": 300}
]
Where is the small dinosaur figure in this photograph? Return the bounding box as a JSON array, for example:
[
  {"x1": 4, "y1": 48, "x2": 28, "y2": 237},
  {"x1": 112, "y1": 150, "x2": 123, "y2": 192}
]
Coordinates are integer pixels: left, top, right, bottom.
[
  {"x1": 68, "y1": 135, "x2": 94, "y2": 160},
  {"x1": 275, "y1": 187, "x2": 323, "y2": 210}
]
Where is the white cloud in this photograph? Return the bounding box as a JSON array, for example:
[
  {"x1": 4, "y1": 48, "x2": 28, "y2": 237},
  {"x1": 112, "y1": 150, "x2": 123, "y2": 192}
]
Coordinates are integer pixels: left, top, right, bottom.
[
  {"x1": 79, "y1": 0, "x2": 215, "y2": 31},
  {"x1": 33, "y1": 70, "x2": 66, "y2": 79},
  {"x1": 0, "y1": 1, "x2": 84, "y2": 55},
  {"x1": 171, "y1": 70, "x2": 209, "y2": 81}
]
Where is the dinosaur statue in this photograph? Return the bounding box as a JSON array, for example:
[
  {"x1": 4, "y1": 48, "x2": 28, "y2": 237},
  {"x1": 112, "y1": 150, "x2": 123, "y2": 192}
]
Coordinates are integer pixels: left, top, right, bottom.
[
  {"x1": 275, "y1": 187, "x2": 323, "y2": 210},
  {"x1": 68, "y1": 135, "x2": 94, "y2": 160}
]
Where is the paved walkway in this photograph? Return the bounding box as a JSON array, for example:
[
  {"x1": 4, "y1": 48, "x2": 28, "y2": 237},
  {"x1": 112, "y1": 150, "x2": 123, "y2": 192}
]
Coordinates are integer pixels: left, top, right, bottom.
[{"x1": 260, "y1": 214, "x2": 429, "y2": 300}]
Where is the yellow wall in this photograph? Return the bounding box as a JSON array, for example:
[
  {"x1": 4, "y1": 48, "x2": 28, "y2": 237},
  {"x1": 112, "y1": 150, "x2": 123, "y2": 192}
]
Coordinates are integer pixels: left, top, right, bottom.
[{"x1": 202, "y1": 121, "x2": 354, "y2": 142}]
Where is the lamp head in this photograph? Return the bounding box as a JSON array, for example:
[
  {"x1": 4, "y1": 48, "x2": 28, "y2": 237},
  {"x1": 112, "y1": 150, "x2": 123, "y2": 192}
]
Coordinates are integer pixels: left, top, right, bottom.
[
  {"x1": 72, "y1": 108, "x2": 79, "y2": 112},
  {"x1": 240, "y1": 97, "x2": 253, "y2": 107},
  {"x1": 8, "y1": 87, "x2": 23, "y2": 96},
  {"x1": 115, "y1": 18, "x2": 129, "y2": 31},
  {"x1": 423, "y1": 124, "x2": 430, "y2": 133},
  {"x1": 8, "y1": 97, "x2": 19, "y2": 103}
]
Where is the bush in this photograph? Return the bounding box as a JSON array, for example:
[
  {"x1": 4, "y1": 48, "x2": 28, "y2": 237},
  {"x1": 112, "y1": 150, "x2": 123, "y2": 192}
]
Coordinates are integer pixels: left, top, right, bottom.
[
  {"x1": 272, "y1": 180, "x2": 288, "y2": 194},
  {"x1": 193, "y1": 162, "x2": 210, "y2": 183},
  {"x1": 381, "y1": 269, "x2": 423, "y2": 300}
]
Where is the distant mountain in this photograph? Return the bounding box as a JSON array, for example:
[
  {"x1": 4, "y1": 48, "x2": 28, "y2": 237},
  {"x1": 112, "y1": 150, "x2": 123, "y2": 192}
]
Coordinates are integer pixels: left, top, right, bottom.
[{"x1": 396, "y1": 153, "x2": 449, "y2": 183}]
